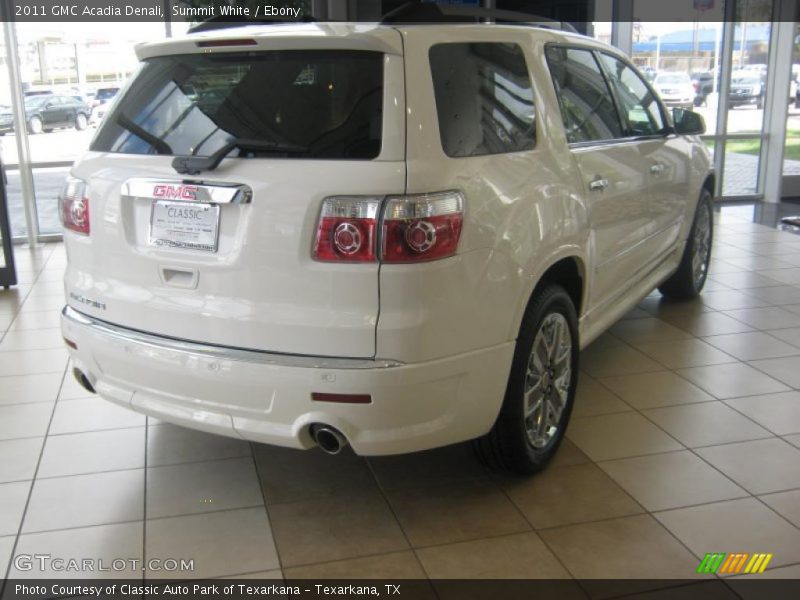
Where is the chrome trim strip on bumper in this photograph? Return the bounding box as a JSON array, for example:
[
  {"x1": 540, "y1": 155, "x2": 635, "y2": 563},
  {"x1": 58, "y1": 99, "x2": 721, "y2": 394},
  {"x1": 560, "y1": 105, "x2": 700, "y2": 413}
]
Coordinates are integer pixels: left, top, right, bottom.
[{"x1": 62, "y1": 306, "x2": 404, "y2": 370}]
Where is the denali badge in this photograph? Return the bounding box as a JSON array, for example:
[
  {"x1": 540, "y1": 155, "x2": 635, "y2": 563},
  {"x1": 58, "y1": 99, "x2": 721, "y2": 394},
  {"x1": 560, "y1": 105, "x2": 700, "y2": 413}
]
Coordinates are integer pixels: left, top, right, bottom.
[{"x1": 69, "y1": 292, "x2": 107, "y2": 310}]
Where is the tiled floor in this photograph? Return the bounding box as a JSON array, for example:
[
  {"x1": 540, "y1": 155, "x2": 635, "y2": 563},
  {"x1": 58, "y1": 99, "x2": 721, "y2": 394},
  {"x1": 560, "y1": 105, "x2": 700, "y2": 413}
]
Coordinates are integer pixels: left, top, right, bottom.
[{"x1": 2, "y1": 207, "x2": 800, "y2": 584}]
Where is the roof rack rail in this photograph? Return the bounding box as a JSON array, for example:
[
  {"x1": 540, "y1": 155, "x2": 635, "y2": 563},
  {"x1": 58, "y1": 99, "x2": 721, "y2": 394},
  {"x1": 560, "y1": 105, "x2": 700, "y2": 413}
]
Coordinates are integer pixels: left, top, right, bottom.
[
  {"x1": 187, "y1": 15, "x2": 316, "y2": 34},
  {"x1": 380, "y1": 2, "x2": 578, "y2": 33}
]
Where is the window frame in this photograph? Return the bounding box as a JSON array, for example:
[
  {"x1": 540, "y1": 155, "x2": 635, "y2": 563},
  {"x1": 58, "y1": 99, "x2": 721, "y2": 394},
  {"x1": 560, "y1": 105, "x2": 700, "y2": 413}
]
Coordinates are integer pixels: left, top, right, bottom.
[
  {"x1": 544, "y1": 42, "x2": 673, "y2": 149},
  {"x1": 594, "y1": 49, "x2": 672, "y2": 142},
  {"x1": 428, "y1": 40, "x2": 539, "y2": 158}
]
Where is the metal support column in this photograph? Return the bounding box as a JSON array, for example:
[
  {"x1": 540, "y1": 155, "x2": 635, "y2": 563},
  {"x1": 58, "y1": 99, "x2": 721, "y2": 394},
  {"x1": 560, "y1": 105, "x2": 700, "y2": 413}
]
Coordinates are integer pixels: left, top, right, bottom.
[
  {"x1": 611, "y1": 0, "x2": 633, "y2": 56},
  {"x1": 713, "y1": 5, "x2": 736, "y2": 199},
  {"x1": 1, "y1": 12, "x2": 40, "y2": 245},
  {"x1": 760, "y1": 0, "x2": 795, "y2": 202},
  {"x1": 327, "y1": 0, "x2": 349, "y2": 20}
]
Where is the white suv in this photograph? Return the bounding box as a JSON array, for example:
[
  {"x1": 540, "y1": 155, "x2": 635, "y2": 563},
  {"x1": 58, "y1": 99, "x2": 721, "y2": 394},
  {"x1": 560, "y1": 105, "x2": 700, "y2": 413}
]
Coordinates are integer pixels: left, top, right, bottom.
[{"x1": 60, "y1": 18, "x2": 713, "y2": 473}]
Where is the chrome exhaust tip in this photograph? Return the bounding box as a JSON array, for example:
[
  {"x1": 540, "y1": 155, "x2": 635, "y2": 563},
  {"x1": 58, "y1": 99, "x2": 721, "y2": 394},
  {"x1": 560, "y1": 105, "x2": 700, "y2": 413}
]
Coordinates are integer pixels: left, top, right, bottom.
[
  {"x1": 310, "y1": 424, "x2": 348, "y2": 455},
  {"x1": 72, "y1": 368, "x2": 96, "y2": 394}
]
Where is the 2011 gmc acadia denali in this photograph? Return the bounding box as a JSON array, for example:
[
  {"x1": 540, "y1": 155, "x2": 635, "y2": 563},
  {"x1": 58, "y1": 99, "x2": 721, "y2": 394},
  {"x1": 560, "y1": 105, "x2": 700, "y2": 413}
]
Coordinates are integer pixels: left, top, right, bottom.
[{"x1": 59, "y1": 16, "x2": 713, "y2": 473}]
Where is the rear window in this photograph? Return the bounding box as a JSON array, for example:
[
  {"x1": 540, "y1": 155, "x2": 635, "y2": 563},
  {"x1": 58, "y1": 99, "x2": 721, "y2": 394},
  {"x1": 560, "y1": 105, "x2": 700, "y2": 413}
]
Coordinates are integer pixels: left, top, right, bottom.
[{"x1": 91, "y1": 50, "x2": 384, "y2": 160}]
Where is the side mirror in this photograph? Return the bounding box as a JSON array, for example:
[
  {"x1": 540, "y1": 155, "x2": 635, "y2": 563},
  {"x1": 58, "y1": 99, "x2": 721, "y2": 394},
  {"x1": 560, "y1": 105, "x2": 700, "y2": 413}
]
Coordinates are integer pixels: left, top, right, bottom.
[{"x1": 673, "y1": 108, "x2": 705, "y2": 135}]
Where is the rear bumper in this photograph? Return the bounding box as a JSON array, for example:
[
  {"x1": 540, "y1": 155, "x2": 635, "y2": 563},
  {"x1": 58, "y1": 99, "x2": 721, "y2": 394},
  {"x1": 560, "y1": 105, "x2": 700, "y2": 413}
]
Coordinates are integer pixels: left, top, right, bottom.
[{"x1": 61, "y1": 306, "x2": 513, "y2": 455}]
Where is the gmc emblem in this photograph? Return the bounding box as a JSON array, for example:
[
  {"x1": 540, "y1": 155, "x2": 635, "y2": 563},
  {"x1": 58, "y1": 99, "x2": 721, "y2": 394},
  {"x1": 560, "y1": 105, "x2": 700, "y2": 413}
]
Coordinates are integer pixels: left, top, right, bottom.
[{"x1": 153, "y1": 184, "x2": 198, "y2": 201}]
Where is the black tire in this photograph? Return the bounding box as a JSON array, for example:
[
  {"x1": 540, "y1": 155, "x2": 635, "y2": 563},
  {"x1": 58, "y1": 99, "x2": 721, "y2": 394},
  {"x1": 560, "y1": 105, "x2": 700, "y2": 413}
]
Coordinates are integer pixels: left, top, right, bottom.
[
  {"x1": 474, "y1": 283, "x2": 579, "y2": 474},
  {"x1": 757, "y1": 97, "x2": 764, "y2": 110},
  {"x1": 658, "y1": 188, "x2": 713, "y2": 300}
]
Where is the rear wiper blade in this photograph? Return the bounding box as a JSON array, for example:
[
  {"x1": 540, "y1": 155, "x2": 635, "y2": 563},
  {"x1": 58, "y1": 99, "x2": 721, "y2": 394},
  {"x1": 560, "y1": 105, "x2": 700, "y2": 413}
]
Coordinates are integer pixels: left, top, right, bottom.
[
  {"x1": 172, "y1": 138, "x2": 308, "y2": 175},
  {"x1": 116, "y1": 114, "x2": 172, "y2": 155}
]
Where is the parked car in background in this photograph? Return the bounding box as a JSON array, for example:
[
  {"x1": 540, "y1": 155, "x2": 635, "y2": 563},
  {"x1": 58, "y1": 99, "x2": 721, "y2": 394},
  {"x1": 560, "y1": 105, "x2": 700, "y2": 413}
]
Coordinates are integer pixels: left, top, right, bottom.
[
  {"x1": 61, "y1": 19, "x2": 713, "y2": 473},
  {"x1": 89, "y1": 102, "x2": 111, "y2": 128},
  {"x1": 729, "y1": 72, "x2": 765, "y2": 109},
  {"x1": 91, "y1": 87, "x2": 120, "y2": 108},
  {"x1": 0, "y1": 105, "x2": 11, "y2": 134},
  {"x1": 653, "y1": 72, "x2": 695, "y2": 110},
  {"x1": 690, "y1": 71, "x2": 714, "y2": 106},
  {"x1": 0, "y1": 94, "x2": 91, "y2": 134}
]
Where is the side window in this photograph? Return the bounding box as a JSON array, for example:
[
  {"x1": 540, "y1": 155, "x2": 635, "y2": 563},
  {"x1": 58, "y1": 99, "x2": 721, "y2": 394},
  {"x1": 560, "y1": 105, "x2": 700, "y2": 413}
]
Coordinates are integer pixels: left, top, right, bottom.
[
  {"x1": 544, "y1": 46, "x2": 623, "y2": 144},
  {"x1": 598, "y1": 53, "x2": 665, "y2": 137},
  {"x1": 429, "y1": 42, "x2": 535, "y2": 157}
]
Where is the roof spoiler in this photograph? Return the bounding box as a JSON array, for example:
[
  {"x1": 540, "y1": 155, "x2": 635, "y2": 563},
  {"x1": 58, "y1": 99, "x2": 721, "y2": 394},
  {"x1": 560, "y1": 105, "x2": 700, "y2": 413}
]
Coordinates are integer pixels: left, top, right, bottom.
[
  {"x1": 188, "y1": 15, "x2": 316, "y2": 34},
  {"x1": 380, "y1": 2, "x2": 579, "y2": 33}
]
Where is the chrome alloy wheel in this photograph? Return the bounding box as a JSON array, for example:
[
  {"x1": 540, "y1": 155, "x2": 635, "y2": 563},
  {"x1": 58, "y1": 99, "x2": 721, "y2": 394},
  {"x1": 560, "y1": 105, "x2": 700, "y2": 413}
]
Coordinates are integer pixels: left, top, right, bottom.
[
  {"x1": 523, "y1": 312, "x2": 572, "y2": 449},
  {"x1": 692, "y1": 201, "x2": 712, "y2": 289}
]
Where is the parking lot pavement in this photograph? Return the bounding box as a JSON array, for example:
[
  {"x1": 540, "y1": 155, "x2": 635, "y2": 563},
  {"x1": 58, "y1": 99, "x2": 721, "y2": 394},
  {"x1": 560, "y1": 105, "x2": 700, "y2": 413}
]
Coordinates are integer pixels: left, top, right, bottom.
[{"x1": 0, "y1": 128, "x2": 94, "y2": 166}]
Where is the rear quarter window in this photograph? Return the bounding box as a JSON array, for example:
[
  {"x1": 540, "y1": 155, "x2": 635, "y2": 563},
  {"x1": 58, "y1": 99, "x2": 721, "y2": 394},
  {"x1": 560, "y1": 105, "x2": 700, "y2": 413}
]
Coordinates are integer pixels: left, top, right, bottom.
[
  {"x1": 429, "y1": 42, "x2": 536, "y2": 157},
  {"x1": 91, "y1": 50, "x2": 384, "y2": 160}
]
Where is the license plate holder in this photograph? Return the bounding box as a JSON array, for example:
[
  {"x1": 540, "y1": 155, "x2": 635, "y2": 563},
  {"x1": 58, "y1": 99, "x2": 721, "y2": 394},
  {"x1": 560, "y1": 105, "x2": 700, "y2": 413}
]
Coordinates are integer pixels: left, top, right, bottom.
[{"x1": 149, "y1": 201, "x2": 220, "y2": 252}]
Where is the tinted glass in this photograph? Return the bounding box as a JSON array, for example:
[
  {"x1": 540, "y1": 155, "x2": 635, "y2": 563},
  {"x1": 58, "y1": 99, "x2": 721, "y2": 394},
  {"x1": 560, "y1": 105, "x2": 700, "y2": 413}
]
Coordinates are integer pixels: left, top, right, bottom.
[
  {"x1": 545, "y1": 46, "x2": 622, "y2": 143},
  {"x1": 25, "y1": 96, "x2": 50, "y2": 109},
  {"x1": 92, "y1": 50, "x2": 384, "y2": 160},
  {"x1": 598, "y1": 54, "x2": 665, "y2": 137},
  {"x1": 430, "y1": 42, "x2": 535, "y2": 157}
]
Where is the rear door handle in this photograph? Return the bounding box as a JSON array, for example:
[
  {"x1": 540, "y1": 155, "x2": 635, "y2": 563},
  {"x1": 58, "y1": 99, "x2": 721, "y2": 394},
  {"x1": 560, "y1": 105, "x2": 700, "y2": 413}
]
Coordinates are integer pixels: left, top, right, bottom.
[{"x1": 589, "y1": 178, "x2": 609, "y2": 191}]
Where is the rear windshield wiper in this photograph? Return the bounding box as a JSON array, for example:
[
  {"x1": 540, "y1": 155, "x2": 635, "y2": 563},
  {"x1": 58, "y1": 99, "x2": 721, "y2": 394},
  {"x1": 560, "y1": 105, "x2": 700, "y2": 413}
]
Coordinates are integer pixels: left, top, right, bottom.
[
  {"x1": 172, "y1": 139, "x2": 308, "y2": 175},
  {"x1": 116, "y1": 114, "x2": 172, "y2": 155}
]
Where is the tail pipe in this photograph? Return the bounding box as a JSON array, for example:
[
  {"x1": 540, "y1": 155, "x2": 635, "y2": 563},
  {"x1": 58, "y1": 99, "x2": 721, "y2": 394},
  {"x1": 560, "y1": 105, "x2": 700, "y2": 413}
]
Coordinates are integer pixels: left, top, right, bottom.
[
  {"x1": 309, "y1": 424, "x2": 348, "y2": 455},
  {"x1": 72, "y1": 368, "x2": 96, "y2": 394}
]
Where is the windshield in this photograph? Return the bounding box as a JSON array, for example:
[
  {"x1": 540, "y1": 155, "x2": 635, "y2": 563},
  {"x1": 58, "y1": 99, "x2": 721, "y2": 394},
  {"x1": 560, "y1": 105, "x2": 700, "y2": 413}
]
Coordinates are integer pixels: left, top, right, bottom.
[
  {"x1": 655, "y1": 74, "x2": 690, "y2": 85},
  {"x1": 732, "y1": 76, "x2": 761, "y2": 85},
  {"x1": 91, "y1": 50, "x2": 385, "y2": 160},
  {"x1": 96, "y1": 89, "x2": 118, "y2": 100}
]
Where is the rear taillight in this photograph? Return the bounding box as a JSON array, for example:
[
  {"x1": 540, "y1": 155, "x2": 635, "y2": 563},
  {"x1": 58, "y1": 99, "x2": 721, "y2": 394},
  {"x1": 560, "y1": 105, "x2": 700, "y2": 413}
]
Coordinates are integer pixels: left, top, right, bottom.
[
  {"x1": 381, "y1": 191, "x2": 464, "y2": 263},
  {"x1": 312, "y1": 191, "x2": 464, "y2": 263},
  {"x1": 59, "y1": 177, "x2": 90, "y2": 235},
  {"x1": 312, "y1": 197, "x2": 381, "y2": 262}
]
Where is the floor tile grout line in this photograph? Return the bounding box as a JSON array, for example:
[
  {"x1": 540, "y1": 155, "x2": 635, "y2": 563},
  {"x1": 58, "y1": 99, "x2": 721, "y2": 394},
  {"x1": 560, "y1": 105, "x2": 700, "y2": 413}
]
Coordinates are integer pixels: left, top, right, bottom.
[
  {"x1": 569, "y1": 320, "x2": 793, "y2": 568},
  {"x1": 0, "y1": 358, "x2": 67, "y2": 587},
  {"x1": 490, "y1": 468, "x2": 592, "y2": 586},
  {"x1": 11, "y1": 503, "x2": 269, "y2": 539},
  {"x1": 249, "y1": 441, "x2": 286, "y2": 582},
  {"x1": 362, "y1": 457, "x2": 437, "y2": 586},
  {"x1": 629, "y1": 378, "x2": 800, "y2": 532},
  {"x1": 0, "y1": 246, "x2": 55, "y2": 346},
  {"x1": 21, "y1": 451, "x2": 257, "y2": 483}
]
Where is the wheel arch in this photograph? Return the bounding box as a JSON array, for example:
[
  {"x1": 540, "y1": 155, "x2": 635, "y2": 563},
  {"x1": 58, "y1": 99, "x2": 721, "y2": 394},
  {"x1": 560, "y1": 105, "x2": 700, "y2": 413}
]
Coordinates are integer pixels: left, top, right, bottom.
[{"x1": 510, "y1": 253, "x2": 587, "y2": 343}]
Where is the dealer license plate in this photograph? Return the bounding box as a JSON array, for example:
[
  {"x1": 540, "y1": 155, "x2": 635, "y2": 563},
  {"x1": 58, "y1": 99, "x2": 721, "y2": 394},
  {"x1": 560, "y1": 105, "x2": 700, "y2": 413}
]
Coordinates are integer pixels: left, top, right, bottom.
[{"x1": 149, "y1": 201, "x2": 220, "y2": 252}]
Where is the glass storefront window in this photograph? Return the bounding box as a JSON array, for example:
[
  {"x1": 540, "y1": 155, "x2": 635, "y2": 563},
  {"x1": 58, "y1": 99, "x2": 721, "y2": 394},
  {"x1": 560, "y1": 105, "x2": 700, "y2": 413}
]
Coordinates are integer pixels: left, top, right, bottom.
[
  {"x1": 1, "y1": 22, "x2": 168, "y2": 240},
  {"x1": 724, "y1": 137, "x2": 762, "y2": 195},
  {"x1": 782, "y1": 21, "x2": 799, "y2": 179}
]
